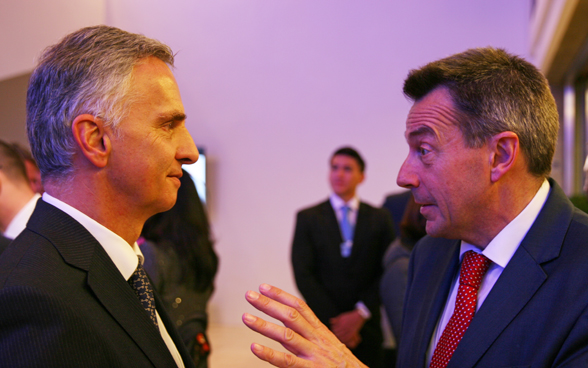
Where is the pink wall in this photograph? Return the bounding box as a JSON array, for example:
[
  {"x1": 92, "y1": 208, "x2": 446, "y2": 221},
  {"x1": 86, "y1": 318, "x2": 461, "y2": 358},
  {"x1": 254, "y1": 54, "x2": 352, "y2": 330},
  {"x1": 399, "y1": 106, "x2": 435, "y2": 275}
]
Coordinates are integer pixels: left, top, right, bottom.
[{"x1": 2, "y1": 0, "x2": 531, "y2": 325}]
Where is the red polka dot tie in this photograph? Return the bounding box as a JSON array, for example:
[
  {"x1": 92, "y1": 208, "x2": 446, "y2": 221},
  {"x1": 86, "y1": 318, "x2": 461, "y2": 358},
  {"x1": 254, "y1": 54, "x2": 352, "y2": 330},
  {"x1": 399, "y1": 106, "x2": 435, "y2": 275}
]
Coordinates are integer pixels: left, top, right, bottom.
[{"x1": 430, "y1": 251, "x2": 491, "y2": 368}]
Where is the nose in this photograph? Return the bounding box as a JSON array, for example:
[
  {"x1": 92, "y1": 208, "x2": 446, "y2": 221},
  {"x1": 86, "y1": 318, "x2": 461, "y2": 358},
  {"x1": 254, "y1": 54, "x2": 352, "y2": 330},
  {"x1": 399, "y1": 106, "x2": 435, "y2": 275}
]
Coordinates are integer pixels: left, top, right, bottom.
[
  {"x1": 396, "y1": 157, "x2": 418, "y2": 189},
  {"x1": 176, "y1": 126, "x2": 199, "y2": 165}
]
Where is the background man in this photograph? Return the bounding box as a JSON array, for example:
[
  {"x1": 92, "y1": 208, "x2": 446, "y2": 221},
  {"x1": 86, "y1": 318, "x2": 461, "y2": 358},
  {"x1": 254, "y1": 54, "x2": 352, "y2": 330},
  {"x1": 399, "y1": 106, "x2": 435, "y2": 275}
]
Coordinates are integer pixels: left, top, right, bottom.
[
  {"x1": 12, "y1": 142, "x2": 44, "y2": 194},
  {"x1": 0, "y1": 26, "x2": 199, "y2": 367},
  {"x1": 0, "y1": 140, "x2": 40, "y2": 239},
  {"x1": 291, "y1": 146, "x2": 394, "y2": 368},
  {"x1": 242, "y1": 47, "x2": 588, "y2": 368}
]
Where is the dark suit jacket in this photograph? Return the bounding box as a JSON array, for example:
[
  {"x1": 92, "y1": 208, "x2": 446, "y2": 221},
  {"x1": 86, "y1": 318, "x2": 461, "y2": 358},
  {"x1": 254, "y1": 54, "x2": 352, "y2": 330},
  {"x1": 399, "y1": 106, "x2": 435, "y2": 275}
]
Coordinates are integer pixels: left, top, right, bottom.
[
  {"x1": 291, "y1": 199, "x2": 394, "y2": 336},
  {"x1": 0, "y1": 200, "x2": 195, "y2": 368},
  {"x1": 0, "y1": 235, "x2": 11, "y2": 255},
  {"x1": 398, "y1": 179, "x2": 588, "y2": 368}
]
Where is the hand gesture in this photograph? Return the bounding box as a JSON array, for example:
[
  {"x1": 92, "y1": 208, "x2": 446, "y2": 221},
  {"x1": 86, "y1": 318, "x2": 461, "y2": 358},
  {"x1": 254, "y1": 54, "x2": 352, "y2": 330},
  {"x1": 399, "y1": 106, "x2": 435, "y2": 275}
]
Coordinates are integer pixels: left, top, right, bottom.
[{"x1": 243, "y1": 284, "x2": 367, "y2": 368}]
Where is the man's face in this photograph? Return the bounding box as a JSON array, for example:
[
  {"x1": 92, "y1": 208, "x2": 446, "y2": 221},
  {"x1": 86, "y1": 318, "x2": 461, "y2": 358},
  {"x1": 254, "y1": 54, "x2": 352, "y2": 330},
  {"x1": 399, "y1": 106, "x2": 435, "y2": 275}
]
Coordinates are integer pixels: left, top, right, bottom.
[
  {"x1": 106, "y1": 56, "x2": 198, "y2": 218},
  {"x1": 396, "y1": 87, "x2": 490, "y2": 241},
  {"x1": 329, "y1": 155, "x2": 364, "y2": 200}
]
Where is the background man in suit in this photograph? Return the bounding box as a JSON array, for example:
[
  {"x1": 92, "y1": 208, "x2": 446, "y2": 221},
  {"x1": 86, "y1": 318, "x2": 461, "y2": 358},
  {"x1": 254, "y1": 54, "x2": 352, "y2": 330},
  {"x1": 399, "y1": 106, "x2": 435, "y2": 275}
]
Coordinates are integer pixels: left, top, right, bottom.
[
  {"x1": 242, "y1": 47, "x2": 588, "y2": 368},
  {"x1": 0, "y1": 140, "x2": 40, "y2": 239},
  {"x1": 0, "y1": 26, "x2": 199, "y2": 367},
  {"x1": 291, "y1": 146, "x2": 394, "y2": 368}
]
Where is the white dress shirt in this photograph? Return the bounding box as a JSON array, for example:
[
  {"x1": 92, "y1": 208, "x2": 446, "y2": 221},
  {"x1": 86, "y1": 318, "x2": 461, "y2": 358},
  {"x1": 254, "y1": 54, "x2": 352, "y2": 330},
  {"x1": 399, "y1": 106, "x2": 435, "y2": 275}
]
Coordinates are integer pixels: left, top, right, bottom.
[
  {"x1": 4, "y1": 193, "x2": 41, "y2": 239},
  {"x1": 427, "y1": 179, "x2": 551, "y2": 364},
  {"x1": 42, "y1": 193, "x2": 185, "y2": 368}
]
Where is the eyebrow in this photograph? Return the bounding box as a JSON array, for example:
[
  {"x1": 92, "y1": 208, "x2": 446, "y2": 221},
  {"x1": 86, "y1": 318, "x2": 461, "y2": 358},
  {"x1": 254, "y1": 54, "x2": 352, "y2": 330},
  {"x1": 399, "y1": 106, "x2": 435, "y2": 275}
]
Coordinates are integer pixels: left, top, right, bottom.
[{"x1": 159, "y1": 112, "x2": 187, "y2": 122}]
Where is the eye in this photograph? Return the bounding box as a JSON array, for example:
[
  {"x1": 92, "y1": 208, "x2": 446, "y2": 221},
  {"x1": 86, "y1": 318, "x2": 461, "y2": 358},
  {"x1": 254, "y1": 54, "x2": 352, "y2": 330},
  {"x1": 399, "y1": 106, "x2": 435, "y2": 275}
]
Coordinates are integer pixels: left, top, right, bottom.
[
  {"x1": 419, "y1": 147, "x2": 430, "y2": 156},
  {"x1": 161, "y1": 121, "x2": 174, "y2": 131}
]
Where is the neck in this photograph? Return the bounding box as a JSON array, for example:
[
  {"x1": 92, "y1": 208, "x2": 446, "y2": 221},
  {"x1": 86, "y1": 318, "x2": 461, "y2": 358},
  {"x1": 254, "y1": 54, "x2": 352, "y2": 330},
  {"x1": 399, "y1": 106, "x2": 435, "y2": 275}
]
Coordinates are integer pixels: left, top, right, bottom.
[
  {"x1": 463, "y1": 176, "x2": 544, "y2": 249},
  {"x1": 45, "y1": 175, "x2": 146, "y2": 246},
  {"x1": 0, "y1": 182, "x2": 35, "y2": 232},
  {"x1": 336, "y1": 192, "x2": 355, "y2": 203}
]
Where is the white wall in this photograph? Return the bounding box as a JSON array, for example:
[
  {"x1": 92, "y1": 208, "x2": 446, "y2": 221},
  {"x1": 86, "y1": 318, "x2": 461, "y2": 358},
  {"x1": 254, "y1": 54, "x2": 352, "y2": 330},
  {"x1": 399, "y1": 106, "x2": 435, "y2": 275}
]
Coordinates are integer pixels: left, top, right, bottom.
[
  {"x1": 1, "y1": 0, "x2": 530, "y2": 325},
  {"x1": 0, "y1": 0, "x2": 105, "y2": 80}
]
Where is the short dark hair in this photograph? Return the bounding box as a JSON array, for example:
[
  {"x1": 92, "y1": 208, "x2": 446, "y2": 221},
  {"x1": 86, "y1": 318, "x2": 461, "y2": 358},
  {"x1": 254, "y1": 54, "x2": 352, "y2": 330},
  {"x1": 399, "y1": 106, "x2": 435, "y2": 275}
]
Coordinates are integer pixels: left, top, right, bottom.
[
  {"x1": 403, "y1": 47, "x2": 558, "y2": 178},
  {"x1": 331, "y1": 146, "x2": 365, "y2": 172},
  {"x1": 0, "y1": 140, "x2": 28, "y2": 184}
]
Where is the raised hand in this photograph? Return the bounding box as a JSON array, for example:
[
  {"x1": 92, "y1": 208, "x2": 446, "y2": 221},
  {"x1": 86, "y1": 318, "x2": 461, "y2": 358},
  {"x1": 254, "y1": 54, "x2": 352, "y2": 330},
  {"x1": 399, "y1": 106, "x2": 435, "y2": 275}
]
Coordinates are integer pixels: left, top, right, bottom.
[{"x1": 243, "y1": 284, "x2": 367, "y2": 368}]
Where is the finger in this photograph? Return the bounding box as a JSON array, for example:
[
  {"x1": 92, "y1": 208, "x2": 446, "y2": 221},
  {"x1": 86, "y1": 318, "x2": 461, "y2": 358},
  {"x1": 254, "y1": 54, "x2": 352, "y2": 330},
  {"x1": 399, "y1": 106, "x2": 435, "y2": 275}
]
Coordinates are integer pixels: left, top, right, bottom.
[
  {"x1": 250, "y1": 342, "x2": 311, "y2": 368},
  {"x1": 257, "y1": 284, "x2": 324, "y2": 329},
  {"x1": 243, "y1": 312, "x2": 312, "y2": 356},
  {"x1": 245, "y1": 289, "x2": 320, "y2": 341}
]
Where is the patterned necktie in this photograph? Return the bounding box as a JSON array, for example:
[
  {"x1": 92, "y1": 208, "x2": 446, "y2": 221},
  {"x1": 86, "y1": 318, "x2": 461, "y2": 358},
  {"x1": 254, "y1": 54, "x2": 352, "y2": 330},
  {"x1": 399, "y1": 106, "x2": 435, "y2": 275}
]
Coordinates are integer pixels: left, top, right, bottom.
[
  {"x1": 340, "y1": 205, "x2": 354, "y2": 257},
  {"x1": 430, "y1": 250, "x2": 491, "y2": 368},
  {"x1": 128, "y1": 260, "x2": 159, "y2": 328}
]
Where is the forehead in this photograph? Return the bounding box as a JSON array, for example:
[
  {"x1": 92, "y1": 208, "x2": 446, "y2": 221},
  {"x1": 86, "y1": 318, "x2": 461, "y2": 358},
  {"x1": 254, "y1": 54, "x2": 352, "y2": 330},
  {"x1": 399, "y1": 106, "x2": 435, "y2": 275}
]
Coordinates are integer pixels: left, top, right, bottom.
[
  {"x1": 331, "y1": 154, "x2": 359, "y2": 167},
  {"x1": 405, "y1": 87, "x2": 462, "y2": 142},
  {"x1": 126, "y1": 57, "x2": 185, "y2": 119}
]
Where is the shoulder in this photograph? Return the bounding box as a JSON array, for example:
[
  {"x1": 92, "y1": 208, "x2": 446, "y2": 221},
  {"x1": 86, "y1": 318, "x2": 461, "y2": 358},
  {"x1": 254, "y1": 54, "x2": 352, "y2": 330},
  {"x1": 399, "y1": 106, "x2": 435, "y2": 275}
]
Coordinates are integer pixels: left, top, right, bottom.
[
  {"x1": 359, "y1": 202, "x2": 393, "y2": 224},
  {"x1": 296, "y1": 199, "x2": 331, "y2": 217}
]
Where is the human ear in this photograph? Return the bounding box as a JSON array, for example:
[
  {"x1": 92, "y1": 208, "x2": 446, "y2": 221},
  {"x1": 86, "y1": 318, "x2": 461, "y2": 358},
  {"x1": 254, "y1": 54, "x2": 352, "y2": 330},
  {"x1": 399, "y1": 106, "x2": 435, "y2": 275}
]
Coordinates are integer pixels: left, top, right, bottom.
[
  {"x1": 71, "y1": 114, "x2": 111, "y2": 168},
  {"x1": 489, "y1": 131, "x2": 519, "y2": 183}
]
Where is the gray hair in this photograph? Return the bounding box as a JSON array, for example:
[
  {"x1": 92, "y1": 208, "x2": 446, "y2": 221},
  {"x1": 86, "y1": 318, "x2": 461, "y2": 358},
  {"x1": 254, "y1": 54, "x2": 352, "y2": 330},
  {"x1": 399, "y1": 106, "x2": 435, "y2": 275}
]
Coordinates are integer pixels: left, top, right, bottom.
[
  {"x1": 403, "y1": 47, "x2": 559, "y2": 178},
  {"x1": 26, "y1": 25, "x2": 175, "y2": 180}
]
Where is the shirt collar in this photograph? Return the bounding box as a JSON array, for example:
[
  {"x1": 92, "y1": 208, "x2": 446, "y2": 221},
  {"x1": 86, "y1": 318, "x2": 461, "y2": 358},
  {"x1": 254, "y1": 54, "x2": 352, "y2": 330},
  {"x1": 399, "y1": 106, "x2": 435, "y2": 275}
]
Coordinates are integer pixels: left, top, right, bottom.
[
  {"x1": 42, "y1": 192, "x2": 143, "y2": 280},
  {"x1": 4, "y1": 193, "x2": 41, "y2": 239},
  {"x1": 460, "y1": 179, "x2": 551, "y2": 267},
  {"x1": 330, "y1": 193, "x2": 360, "y2": 212}
]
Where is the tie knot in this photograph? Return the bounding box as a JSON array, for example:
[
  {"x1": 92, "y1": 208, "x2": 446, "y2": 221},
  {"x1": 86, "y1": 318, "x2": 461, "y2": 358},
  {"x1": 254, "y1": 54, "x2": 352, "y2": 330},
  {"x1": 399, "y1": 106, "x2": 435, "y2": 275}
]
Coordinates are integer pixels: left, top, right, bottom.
[{"x1": 459, "y1": 251, "x2": 491, "y2": 289}]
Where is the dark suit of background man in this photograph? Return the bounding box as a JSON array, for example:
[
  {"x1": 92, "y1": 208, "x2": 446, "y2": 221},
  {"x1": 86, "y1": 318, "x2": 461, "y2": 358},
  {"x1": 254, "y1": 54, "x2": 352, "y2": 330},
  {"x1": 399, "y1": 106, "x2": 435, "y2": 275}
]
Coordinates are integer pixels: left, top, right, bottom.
[
  {"x1": 241, "y1": 48, "x2": 588, "y2": 368},
  {"x1": 0, "y1": 26, "x2": 199, "y2": 367},
  {"x1": 291, "y1": 147, "x2": 394, "y2": 368}
]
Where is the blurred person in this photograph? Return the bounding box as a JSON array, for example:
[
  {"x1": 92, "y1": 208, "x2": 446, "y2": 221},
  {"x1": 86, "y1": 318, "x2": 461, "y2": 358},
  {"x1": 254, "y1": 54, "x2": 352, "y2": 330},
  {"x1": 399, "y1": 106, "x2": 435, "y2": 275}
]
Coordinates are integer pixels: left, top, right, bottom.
[
  {"x1": 140, "y1": 169, "x2": 218, "y2": 368},
  {"x1": 291, "y1": 146, "x2": 394, "y2": 368},
  {"x1": 0, "y1": 140, "x2": 41, "y2": 239},
  {"x1": 380, "y1": 193, "x2": 426, "y2": 345},
  {"x1": 242, "y1": 47, "x2": 588, "y2": 368},
  {"x1": 12, "y1": 142, "x2": 44, "y2": 193},
  {"x1": 0, "y1": 25, "x2": 199, "y2": 367},
  {"x1": 381, "y1": 190, "x2": 411, "y2": 236},
  {"x1": 569, "y1": 155, "x2": 588, "y2": 213}
]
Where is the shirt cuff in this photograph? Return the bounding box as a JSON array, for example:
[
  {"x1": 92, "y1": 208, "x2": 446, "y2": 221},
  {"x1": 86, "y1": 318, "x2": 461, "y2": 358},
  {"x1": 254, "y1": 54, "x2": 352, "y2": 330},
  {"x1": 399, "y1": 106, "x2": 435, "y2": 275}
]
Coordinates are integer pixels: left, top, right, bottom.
[{"x1": 355, "y1": 301, "x2": 371, "y2": 320}]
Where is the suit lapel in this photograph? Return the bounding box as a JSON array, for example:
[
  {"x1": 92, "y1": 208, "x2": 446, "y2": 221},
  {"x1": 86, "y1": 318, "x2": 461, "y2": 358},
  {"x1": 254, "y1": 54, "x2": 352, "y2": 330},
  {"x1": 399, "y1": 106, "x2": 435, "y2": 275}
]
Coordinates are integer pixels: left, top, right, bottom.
[
  {"x1": 416, "y1": 239, "x2": 461, "y2": 366},
  {"x1": 28, "y1": 201, "x2": 180, "y2": 368},
  {"x1": 350, "y1": 203, "x2": 368, "y2": 258},
  {"x1": 319, "y1": 200, "x2": 343, "y2": 255},
  {"x1": 87, "y1": 249, "x2": 180, "y2": 368},
  {"x1": 447, "y1": 179, "x2": 573, "y2": 367}
]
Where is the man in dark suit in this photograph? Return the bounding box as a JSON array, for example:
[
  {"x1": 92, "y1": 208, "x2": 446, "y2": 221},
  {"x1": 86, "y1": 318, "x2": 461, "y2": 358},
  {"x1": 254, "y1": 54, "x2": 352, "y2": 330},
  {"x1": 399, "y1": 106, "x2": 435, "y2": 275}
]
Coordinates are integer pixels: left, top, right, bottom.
[
  {"x1": 0, "y1": 26, "x2": 199, "y2": 367},
  {"x1": 241, "y1": 47, "x2": 588, "y2": 368},
  {"x1": 291, "y1": 147, "x2": 394, "y2": 368}
]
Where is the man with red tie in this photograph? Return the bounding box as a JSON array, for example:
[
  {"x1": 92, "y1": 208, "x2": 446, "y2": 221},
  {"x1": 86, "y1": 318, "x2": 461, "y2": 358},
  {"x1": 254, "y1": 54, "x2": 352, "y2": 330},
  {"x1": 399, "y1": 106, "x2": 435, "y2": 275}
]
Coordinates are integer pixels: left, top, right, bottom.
[{"x1": 243, "y1": 48, "x2": 588, "y2": 368}]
